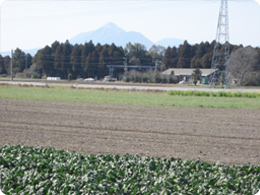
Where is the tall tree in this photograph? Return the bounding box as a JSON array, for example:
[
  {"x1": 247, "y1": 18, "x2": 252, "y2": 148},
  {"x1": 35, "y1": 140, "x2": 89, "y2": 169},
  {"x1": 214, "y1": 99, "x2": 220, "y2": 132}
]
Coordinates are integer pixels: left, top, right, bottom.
[
  {"x1": 54, "y1": 44, "x2": 63, "y2": 77},
  {"x1": 12, "y1": 48, "x2": 26, "y2": 74},
  {"x1": 3, "y1": 56, "x2": 11, "y2": 75},
  {"x1": 70, "y1": 44, "x2": 82, "y2": 79},
  {"x1": 35, "y1": 46, "x2": 54, "y2": 77},
  {"x1": 229, "y1": 46, "x2": 260, "y2": 85},
  {"x1": 124, "y1": 43, "x2": 150, "y2": 65},
  {"x1": 162, "y1": 47, "x2": 172, "y2": 69},
  {"x1": 84, "y1": 52, "x2": 98, "y2": 78},
  {"x1": 191, "y1": 42, "x2": 208, "y2": 68},
  {"x1": 81, "y1": 41, "x2": 95, "y2": 77},
  {"x1": 98, "y1": 46, "x2": 109, "y2": 78},
  {"x1": 0, "y1": 55, "x2": 6, "y2": 74},
  {"x1": 62, "y1": 40, "x2": 72, "y2": 79},
  {"x1": 177, "y1": 40, "x2": 191, "y2": 68},
  {"x1": 25, "y1": 54, "x2": 33, "y2": 69},
  {"x1": 170, "y1": 47, "x2": 178, "y2": 68},
  {"x1": 148, "y1": 45, "x2": 166, "y2": 63},
  {"x1": 201, "y1": 53, "x2": 212, "y2": 68},
  {"x1": 108, "y1": 44, "x2": 125, "y2": 65},
  {"x1": 192, "y1": 68, "x2": 202, "y2": 85},
  {"x1": 51, "y1": 41, "x2": 60, "y2": 53}
]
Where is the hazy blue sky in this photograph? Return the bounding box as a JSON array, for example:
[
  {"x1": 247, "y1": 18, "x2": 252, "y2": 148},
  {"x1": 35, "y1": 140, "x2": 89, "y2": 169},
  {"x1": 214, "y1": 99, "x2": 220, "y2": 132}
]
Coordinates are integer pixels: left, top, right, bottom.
[{"x1": 0, "y1": 0, "x2": 260, "y2": 52}]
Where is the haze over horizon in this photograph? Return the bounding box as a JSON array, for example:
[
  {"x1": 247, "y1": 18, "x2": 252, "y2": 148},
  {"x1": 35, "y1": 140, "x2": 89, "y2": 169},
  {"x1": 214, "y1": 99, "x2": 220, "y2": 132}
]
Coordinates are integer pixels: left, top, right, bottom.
[{"x1": 0, "y1": 0, "x2": 260, "y2": 53}]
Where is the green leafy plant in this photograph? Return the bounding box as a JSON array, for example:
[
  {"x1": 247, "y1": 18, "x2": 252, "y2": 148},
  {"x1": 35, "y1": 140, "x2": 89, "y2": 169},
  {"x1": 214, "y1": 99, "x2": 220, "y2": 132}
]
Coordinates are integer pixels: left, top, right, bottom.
[{"x1": 1, "y1": 145, "x2": 260, "y2": 194}]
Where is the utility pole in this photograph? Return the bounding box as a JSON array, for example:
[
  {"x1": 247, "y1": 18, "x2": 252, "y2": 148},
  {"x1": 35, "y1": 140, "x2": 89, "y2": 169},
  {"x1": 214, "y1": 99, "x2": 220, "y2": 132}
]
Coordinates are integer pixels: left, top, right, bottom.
[
  {"x1": 25, "y1": 54, "x2": 28, "y2": 69},
  {"x1": 155, "y1": 61, "x2": 158, "y2": 73},
  {"x1": 123, "y1": 57, "x2": 128, "y2": 80},
  {"x1": 210, "y1": 0, "x2": 230, "y2": 87},
  {"x1": 10, "y1": 49, "x2": 13, "y2": 81}
]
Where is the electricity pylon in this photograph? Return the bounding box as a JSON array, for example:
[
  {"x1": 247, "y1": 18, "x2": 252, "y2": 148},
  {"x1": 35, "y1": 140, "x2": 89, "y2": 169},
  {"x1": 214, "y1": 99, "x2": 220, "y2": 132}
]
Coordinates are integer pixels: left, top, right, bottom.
[{"x1": 210, "y1": 0, "x2": 230, "y2": 87}]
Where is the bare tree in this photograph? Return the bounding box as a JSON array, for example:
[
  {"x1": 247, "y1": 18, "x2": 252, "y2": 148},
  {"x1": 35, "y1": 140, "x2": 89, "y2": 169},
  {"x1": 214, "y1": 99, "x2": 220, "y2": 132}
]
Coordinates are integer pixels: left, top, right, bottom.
[{"x1": 229, "y1": 46, "x2": 260, "y2": 86}]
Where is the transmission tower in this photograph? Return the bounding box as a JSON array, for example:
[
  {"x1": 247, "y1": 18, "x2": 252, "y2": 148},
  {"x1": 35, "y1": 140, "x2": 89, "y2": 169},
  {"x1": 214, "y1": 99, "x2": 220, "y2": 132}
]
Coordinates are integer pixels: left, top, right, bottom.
[{"x1": 210, "y1": 0, "x2": 230, "y2": 87}]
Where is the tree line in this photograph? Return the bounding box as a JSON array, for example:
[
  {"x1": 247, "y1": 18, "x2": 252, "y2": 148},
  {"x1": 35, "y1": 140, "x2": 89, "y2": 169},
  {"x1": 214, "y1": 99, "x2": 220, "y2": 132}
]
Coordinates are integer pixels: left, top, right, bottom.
[
  {"x1": 162, "y1": 40, "x2": 246, "y2": 70},
  {"x1": 0, "y1": 40, "x2": 259, "y2": 84}
]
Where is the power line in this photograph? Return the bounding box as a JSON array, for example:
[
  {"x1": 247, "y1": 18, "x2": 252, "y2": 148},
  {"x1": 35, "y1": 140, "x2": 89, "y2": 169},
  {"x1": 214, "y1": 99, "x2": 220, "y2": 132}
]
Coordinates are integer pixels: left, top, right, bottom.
[{"x1": 1, "y1": 0, "x2": 247, "y2": 22}]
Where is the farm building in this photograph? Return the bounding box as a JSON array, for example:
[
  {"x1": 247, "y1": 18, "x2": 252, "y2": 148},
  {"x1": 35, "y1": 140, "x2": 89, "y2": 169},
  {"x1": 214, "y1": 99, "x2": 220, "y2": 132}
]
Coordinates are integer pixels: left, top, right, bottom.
[{"x1": 161, "y1": 68, "x2": 219, "y2": 84}]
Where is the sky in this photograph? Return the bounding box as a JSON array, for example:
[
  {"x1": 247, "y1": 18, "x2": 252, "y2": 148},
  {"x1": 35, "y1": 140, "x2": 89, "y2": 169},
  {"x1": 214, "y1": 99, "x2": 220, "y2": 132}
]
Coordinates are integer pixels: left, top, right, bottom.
[{"x1": 0, "y1": 0, "x2": 260, "y2": 53}]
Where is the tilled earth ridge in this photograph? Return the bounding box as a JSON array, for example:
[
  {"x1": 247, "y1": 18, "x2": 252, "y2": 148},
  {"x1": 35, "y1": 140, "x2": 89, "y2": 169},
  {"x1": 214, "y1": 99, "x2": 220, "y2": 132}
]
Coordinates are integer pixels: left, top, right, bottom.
[{"x1": 0, "y1": 98, "x2": 260, "y2": 165}]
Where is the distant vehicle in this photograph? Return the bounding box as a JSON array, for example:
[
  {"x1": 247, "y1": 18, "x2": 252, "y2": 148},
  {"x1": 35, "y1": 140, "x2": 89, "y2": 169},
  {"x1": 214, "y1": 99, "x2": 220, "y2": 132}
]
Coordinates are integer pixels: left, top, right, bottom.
[
  {"x1": 104, "y1": 76, "x2": 117, "y2": 82},
  {"x1": 47, "y1": 77, "x2": 61, "y2": 81},
  {"x1": 179, "y1": 80, "x2": 187, "y2": 84},
  {"x1": 84, "y1": 78, "x2": 95, "y2": 82}
]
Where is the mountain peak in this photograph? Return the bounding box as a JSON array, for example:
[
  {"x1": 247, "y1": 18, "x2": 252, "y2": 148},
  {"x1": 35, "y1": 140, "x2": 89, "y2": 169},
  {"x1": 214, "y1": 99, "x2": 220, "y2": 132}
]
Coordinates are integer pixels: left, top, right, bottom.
[
  {"x1": 70, "y1": 22, "x2": 153, "y2": 48},
  {"x1": 70, "y1": 23, "x2": 182, "y2": 49},
  {"x1": 102, "y1": 22, "x2": 121, "y2": 29},
  {"x1": 97, "y1": 22, "x2": 125, "y2": 34}
]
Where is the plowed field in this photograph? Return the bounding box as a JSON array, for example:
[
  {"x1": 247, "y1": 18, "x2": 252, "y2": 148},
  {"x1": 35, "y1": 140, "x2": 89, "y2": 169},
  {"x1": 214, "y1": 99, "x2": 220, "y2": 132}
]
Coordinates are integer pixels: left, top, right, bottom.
[{"x1": 1, "y1": 98, "x2": 260, "y2": 165}]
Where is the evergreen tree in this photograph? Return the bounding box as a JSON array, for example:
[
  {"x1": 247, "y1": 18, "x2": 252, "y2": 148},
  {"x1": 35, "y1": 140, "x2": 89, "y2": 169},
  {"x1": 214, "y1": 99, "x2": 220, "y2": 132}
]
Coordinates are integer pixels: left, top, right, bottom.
[
  {"x1": 191, "y1": 42, "x2": 208, "y2": 68},
  {"x1": 35, "y1": 46, "x2": 54, "y2": 77},
  {"x1": 84, "y1": 51, "x2": 98, "y2": 78},
  {"x1": 192, "y1": 68, "x2": 202, "y2": 85},
  {"x1": 98, "y1": 46, "x2": 110, "y2": 78},
  {"x1": 3, "y1": 56, "x2": 11, "y2": 75},
  {"x1": 109, "y1": 44, "x2": 125, "y2": 65},
  {"x1": 0, "y1": 55, "x2": 6, "y2": 74},
  {"x1": 95, "y1": 43, "x2": 103, "y2": 55},
  {"x1": 201, "y1": 53, "x2": 212, "y2": 68},
  {"x1": 54, "y1": 44, "x2": 63, "y2": 77},
  {"x1": 70, "y1": 44, "x2": 82, "y2": 79},
  {"x1": 62, "y1": 40, "x2": 72, "y2": 79},
  {"x1": 170, "y1": 47, "x2": 178, "y2": 68},
  {"x1": 177, "y1": 40, "x2": 191, "y2": 68},
  {"x1": 81, "y1": 41, "x2": 95, "y2": 77},
  {"x1": 51, "y1": 41, "x2": 60, "y2": 53},
  {"x1": 12, "y1": 48, "x2": 26, "y2": 73},
  {"x1": 25, "y1": 54, "x2": 33, "y2": 69}
]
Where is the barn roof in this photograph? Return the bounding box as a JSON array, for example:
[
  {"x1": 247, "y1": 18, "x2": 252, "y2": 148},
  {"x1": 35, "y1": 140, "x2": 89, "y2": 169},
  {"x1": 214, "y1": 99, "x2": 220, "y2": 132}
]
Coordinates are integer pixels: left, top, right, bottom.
[{"x1": 161, "y1": 68, "x2": 218, "y2": 77}]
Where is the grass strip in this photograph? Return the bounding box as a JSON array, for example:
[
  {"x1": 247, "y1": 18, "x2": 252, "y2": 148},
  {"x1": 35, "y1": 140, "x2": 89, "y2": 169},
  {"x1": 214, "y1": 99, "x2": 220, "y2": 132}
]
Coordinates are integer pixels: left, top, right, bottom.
[{"x1": 0, "y1": 85, "x2": 260, "y2": 109}]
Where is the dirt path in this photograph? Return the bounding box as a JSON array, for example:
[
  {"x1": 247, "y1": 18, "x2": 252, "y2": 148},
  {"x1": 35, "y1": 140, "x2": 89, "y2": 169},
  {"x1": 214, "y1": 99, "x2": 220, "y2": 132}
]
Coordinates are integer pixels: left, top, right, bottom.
[{"x1": 0, "y1": 98, "x2": 260, "y2": 165}]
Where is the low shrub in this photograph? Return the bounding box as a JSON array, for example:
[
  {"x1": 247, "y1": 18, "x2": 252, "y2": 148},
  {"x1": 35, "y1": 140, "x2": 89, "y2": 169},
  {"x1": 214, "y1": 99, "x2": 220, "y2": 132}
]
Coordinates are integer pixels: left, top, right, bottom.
[{"x1": 167, "y1": 90, "x2": 260, "y2": 98}]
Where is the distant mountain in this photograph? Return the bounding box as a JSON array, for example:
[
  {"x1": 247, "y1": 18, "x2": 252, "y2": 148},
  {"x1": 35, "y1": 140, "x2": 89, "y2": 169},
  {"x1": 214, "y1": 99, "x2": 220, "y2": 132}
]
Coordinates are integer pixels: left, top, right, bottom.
[
  {"x1": 155, "y1": 38, "x2": 184, "y2": 48},
  {"x1": 1, "y1": 23, "x2": 184, "y2": 56},
  {"x1": 70, "y1": 22, "x2": 154, "y2": 49}
]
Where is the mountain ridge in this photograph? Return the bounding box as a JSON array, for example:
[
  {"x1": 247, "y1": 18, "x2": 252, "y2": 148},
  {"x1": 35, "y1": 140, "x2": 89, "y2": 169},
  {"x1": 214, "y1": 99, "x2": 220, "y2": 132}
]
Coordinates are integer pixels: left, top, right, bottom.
[
  {"x1": 0, "y1": 22, "x2": 184, "y2": 56},
  {"x1": 69, "y1": 22, "x2": 154, "y2": 49},
  {"x1": 69, "y1": 22, "x2": 183, "y2": 49}
]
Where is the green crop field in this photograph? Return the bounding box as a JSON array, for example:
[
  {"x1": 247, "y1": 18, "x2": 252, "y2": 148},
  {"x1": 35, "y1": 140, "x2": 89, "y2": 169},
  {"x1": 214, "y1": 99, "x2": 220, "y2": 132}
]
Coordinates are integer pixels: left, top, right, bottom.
[
  {"x1": 0, "y1": 85, "x2": 260, "y2": 109},
  {"x1": 0, "y1": 145, "x2": 260, "y2": 195}
]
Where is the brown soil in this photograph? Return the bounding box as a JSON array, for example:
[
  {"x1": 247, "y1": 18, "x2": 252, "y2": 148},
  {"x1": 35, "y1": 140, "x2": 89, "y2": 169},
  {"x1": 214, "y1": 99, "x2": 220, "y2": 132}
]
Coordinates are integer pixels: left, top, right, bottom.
[{"x1": 0, "y1": 98, "x2": 260, "y2": 165}]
